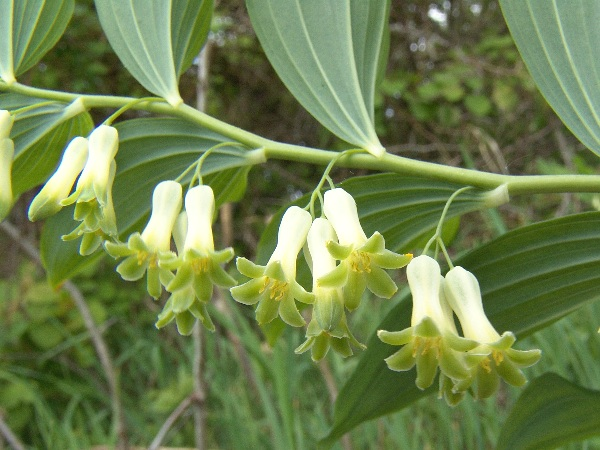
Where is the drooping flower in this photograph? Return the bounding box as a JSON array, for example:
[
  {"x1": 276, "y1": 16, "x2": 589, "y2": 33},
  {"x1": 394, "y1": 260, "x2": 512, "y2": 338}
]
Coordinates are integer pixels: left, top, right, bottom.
[
  {"x1": 105, "y1": 180, "x2": 182, "y2": 299},
  {"x1": 0, "y1": 134, "x2": 14, "y2": 221},
  {"x1": 61, "y1": 126, "x2": 120, "y2": 252},
  {"x1": 231, "y1": 206, "x2": 314, "y2": 326},
  {"x1": 155, "y1": 185, "x2": 236, "y2": 335},
  {"x1": 28, "y1": 136, "x2": 89, "y2": 221},
  {"x1": 378, "y1": 255, "x2": 477, "y2": 391},
  {"x1": 443, "y1": 266, "x2": 541, "y2": 399},
  {"x1": 295, "y1": 218, "x2": 365, "y2": 361},
  {"x1": 319, "y1": 188, "x2": 412, "y2": 310}
]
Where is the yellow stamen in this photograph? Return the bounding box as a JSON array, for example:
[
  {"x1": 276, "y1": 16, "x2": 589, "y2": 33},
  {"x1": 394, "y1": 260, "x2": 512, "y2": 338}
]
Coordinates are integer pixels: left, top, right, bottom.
[
  {"x1": 492, "y1": 350, "x2": 504, "y2": 366},
  {"x1": 481, "y1": 357, "x2": 492, "y2": 373},
  {"x1": 349, "y1": 251, "x2": 371, "y2": 273},
  {"x1": 192, "y1": 257, "x2": 210, "y2": 274}
]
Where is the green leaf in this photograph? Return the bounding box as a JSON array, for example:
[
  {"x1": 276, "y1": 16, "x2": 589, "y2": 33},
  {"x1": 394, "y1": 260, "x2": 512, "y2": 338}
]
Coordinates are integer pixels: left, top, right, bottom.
[
  {"x1": 0, "y1": 0, "x2": 74, "y2": 83},
  {"x1": 171, "y1": 0, "x2": 213, "y2": 76},
  {"x1": 320, "y1": 212, "x2": 600, "y2": 447},
  {"x1": 41, "y1": 117, "x2": 253, "y2": 285},
  {"x1": 94, "y1": 0, "x2": 181, "y2": 106},
  {"x1": 0, "y1": 94, "x2": 93, "y2": 196},
  {"x1": 497, "y1": 373, "x2": 600, "y2": 450},
  {"x1": 500, "y1": 1, "x2": 600, "y2": 155},
  {"x1": 246, "y1": 0, "x2": 388, "y2": 156}
]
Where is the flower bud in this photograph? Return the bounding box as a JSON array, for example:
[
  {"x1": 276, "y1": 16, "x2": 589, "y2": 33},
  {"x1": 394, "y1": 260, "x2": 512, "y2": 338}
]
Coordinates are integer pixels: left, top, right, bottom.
[{"x1": 28, "y1": 137, "x2": 89, "y2": 221}]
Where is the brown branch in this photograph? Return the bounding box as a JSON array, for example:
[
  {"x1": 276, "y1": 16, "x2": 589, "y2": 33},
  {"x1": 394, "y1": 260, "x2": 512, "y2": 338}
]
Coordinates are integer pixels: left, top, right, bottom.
[
  {"x1": 0, "y1": 412, "x2": 25, "y2": 450},
  {"x1": 148, "y1": 394, "x2": 196, "y2": 450},
  {"x1": 0, "y1": 221, "x2": 127, "y2": 449}
]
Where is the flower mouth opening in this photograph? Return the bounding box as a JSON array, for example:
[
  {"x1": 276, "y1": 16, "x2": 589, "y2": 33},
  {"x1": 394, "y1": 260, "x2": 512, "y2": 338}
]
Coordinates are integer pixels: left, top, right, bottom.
[{"x1": 349, "y1": 251, "x2": 371, "y2": 273}]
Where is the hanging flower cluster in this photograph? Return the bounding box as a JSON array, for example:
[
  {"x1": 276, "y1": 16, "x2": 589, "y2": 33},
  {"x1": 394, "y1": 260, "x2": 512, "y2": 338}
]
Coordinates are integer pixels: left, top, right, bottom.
[
  {"x1": 106, "y1": 182, "x2": 235, "y2": 335},
  {"x1": 0, "y1": 110, "x2": 15, "y2": 221},
  {"x1": 378, "y1": 255, "x2": 541, "y2": 405},
  {"x1": 232, "y1": 188, "x2": 412, "y2": 361},
  {"x1": 29, "y1": 125, "x2": 119, "y2": 255}
]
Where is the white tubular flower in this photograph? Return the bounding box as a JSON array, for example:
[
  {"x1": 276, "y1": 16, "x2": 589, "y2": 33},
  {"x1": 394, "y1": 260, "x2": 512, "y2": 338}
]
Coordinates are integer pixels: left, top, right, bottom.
[
  {"x1": 140, "y1": 180, "x2": 183, "y2": 253},
  {"x1": 0, "y1": 137, "x2": 15, "y2": 221},
  {"x1": 157, "y1": 185, "x2": 236, "y2": 335},
  {"x1": 320, "y1": 188, "x2": 412, "y2": 310},
  {"x1": 64, "y1": 125, "x2": 119, "y2": 207},
  {"x1": 0, "y1": 110, "x2": 14, "y2": 140},
  {"x1": 295, "y1": 218, "x2": 365, "y2": 361},
  {"x1": 378, "y1": 256, "x2": 475, "y2": 391},
  {"x1": 105, "y1": 180, "x2": 182, "y2": 299},
  {"x1": 444, "y1": 266, "x2": 541, "y2": 399},
  {"x1": 28, "y1": 137, "x2": 89, "y2": 221},
  {"x1": 231, "y1": 206, "x2": 314, "y2": 327}
]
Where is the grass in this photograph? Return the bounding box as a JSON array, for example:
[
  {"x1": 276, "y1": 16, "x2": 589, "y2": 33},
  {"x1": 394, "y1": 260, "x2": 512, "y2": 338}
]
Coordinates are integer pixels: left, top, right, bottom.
[{"x1": 1, "y1": 252, "x2": 599, "y2": 449}]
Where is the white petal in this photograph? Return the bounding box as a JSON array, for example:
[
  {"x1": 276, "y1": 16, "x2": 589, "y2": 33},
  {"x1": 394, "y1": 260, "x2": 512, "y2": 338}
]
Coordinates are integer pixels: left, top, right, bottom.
[
  {"x1": 323, "y1": 188, "x2": 367, "y2": 246},
  {"x1": 444, "y1": 266, "x2": 501, "y2": 343},
  {"x1": 307, "y1": 217, "x2": 337, "y2": 281},
  {"x1": 0, "y1": 110, "x2": 14, "y2": 140},
  {"x1": 141, "y1": 181, "x2": 182, "y2": 252},
  {"x1": 183, "y1": 185, "x2": 215, "y2": 254},
  {"x1": 269, "y1": 206, "x2": 312, "y2": 277}
]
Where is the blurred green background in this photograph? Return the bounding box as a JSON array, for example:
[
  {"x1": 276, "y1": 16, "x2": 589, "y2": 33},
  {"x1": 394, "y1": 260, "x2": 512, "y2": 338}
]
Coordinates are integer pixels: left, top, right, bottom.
[{"x1": 2, "y1": 0, "x2": 600, "y2": 448}]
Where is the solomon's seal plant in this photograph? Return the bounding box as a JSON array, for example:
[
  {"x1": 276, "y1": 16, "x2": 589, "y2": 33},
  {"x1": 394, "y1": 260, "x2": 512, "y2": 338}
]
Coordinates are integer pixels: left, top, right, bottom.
[{"x1": 1, "y1": 1, "x2": 599, "y2": 446}]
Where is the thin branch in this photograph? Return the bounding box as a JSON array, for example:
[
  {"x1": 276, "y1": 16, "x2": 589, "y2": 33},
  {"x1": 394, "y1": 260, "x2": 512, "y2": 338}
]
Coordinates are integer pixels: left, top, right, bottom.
[
  {"x1": 148, "y1": 394, "x2": 196, "y2": 450},
  {"x1": 0, "y1": 221, "x2": 127, "y2": 449},
  {"x1": 0, "y1": 413, "x2": 25, "y2": 450}
]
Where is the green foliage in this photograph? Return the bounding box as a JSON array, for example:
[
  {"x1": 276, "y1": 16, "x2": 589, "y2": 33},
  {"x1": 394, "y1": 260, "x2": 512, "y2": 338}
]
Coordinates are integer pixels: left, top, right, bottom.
[
  {"x1": 1, "y1": 1, "x2": 600, "y2": 449},
  {"x1": 0, "y1": 0, "x2": 74, "y2": 82},
  {"x1": 497, "y1": 373, "x2": 600, "y2": 450},
  {"x1": 246, "y1": 0, "x2": 388, "y2": 156},
  {"x1": 501, "y1": 0, "x2": 600, "y2": 156}
]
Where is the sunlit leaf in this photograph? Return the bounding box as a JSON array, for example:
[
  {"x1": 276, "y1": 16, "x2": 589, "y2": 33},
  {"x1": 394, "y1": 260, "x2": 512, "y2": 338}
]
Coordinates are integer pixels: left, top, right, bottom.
[
  {"x1": 0, "y1": 0, "x2": 74, "y2": 82},
  {"x1": 320, "y1": 212, "x2": 600, "y2": 448},
  {"x1": 497, "y1": 373, "x2": 600, "y2": 450},
  {"x1": 500, "y1": 1, "x2": 600, "y2": 155},
  {"x1": 94, "y1": 0, "x2": 182, "y2": 106},
  {"x1": 0, "y1": 93, "x2": 93, "y2": 196},
  {"x1": 171, "y1": 0, "x2": 213, "y2": 76},
  {"x1": 246, "y1": 0, "x2": 389, "y2": 156}
]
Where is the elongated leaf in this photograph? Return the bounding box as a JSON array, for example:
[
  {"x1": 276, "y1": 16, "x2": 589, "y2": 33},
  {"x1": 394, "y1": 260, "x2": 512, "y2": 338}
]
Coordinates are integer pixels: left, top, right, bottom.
[
  {"x1": 0, "y1": 0, "x2": 74, "y2": 83},
  {"x1": 41, "y1": 117, "x2": 254, "y2": 286},
  {"x1": 500, "y1": 1, "x2": 600, "y2": 155},
  {"x1": 321, "y1": 212, "x2": 600, "y2": 448},
  {"x1": 94, "y1": 0, "x2": 182, "y2": 106},
  {"x1": 246, "y1": 0, "x2": 388, "y2": 156},
  {"x1": 171, "y1": 0, "x2": 213, "y2": 76},
  {"x1": 497, "y1": 373, "x2": 600, "y2": 450},
  {"x1": 0, "y1": 94, "x2": 93, "y2": 196}
]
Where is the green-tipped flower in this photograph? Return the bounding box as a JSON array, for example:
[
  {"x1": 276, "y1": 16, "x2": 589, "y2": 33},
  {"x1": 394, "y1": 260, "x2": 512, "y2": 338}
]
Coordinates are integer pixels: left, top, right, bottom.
[
  {"x1": 295, "y1": 218, "x2": 365, "y2": 361},
  {"x1": 156, "y1": 185, "x2": 236, "y2": 334},
  {"x1": 443, "y1": 266, "x2": 541, "y2": 399},
  {"x1": 29, "y1": 137, "x2": 89, "y2": 221},
  {"x1": 0, "y1": 136, "x2": 14, "y2": 221},
  {"x1": 61, "y1": 126, "x2": 120, "y2": 252},
  {"x1": 320, "y1": 188, "x2": 412, "y2": 310},
  {"x1": 378, "y1": 255, "x2": 476, "y2": 391},
  {"x1": 63, "y1": 125, "x2": 119, "y2": 207},
  {"x1": 231, "y1": 206, "x2": 314, "y2": 327},
  {"x1": 105, "y1": 180, "x2": 182, "y2": 299}
]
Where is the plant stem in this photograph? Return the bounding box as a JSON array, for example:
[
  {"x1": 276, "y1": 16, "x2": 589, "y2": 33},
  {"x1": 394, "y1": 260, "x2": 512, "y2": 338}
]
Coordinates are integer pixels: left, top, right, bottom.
[{"x1": 4, "y1": 80, "x2": 600, "y2": 195}]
